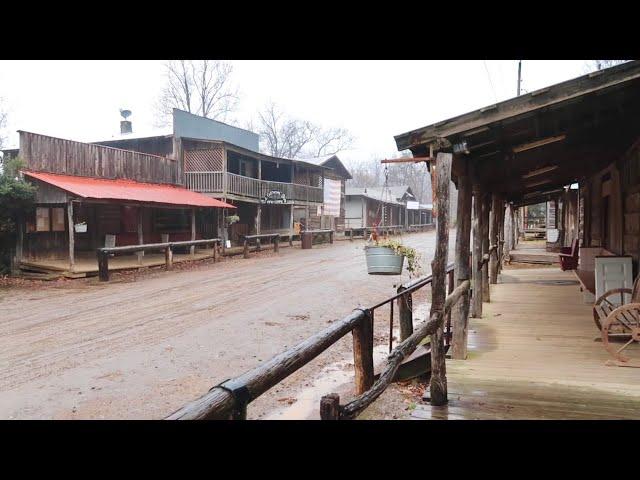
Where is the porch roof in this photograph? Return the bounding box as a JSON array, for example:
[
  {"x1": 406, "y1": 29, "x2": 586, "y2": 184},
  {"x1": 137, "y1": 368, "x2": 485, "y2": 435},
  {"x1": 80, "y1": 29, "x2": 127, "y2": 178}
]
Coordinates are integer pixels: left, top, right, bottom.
[
  {"x1": 394, "y1": 61, "x2": 640, "y2": 204},
  {"x1": 23, "y1": 170, "x2": 236, "y2": 209}
]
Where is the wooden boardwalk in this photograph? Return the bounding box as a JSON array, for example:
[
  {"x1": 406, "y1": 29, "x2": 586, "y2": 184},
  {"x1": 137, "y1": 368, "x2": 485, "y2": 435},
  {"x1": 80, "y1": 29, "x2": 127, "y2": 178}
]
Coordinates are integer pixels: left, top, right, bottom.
[
  {"x1": 508, "y1": 240, "x2": 560, "y2": 265},
  {"x1": 412, "y1": 267, "x2": 640, "y2": 420}
]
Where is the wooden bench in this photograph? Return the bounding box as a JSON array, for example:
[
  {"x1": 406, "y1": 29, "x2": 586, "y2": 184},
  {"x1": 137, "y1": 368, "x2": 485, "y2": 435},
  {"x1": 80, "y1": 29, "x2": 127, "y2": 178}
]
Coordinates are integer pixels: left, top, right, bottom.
[
  {"x1": 240, "y1": 234, "x2": 281, "y2": 258},
  {"x1": 302, "y1": 229, "x2": 334, "y2": 247}
]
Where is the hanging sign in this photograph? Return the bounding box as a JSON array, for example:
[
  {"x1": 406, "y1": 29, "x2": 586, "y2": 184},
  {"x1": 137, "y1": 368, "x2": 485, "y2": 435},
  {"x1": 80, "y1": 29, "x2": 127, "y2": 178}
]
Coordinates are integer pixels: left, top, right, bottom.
[
  {"x1": 406, "y1": 201, "x2": 419, "y2": 210},
  {"x1": 262, "y1": 190, "x2": 287, "y2": 204}
]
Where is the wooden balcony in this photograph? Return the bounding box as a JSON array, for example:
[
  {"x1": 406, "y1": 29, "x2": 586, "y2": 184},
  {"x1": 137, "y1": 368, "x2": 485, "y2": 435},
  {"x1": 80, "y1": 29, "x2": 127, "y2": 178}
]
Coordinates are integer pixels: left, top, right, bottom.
[{"x1": 185, "y1": 171, "x2": 323, "y2": 204}]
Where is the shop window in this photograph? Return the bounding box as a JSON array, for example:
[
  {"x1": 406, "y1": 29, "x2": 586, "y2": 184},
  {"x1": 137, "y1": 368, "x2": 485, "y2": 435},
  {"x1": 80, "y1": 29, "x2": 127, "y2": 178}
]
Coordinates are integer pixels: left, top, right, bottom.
[
  {"x1": 36, "y1": 207, "x2": 50, "y2": 232},
  {"x1": 51, "y1": 207, "x2": 66, "y2": 231}
]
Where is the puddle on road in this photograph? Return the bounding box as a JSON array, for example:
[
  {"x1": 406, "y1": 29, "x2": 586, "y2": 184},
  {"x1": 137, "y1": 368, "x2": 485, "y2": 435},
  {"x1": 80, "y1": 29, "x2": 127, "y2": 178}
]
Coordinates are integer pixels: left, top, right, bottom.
[{"x1": 263, "y1": 299, "x2": 433, "y2": 420}]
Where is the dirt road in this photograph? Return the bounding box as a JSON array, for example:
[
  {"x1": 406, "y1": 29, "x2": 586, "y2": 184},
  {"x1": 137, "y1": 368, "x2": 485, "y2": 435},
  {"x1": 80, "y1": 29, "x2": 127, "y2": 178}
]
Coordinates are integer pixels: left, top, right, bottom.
[{"x1": 0, "y1": 230, "x2": 454, "y2": 419}]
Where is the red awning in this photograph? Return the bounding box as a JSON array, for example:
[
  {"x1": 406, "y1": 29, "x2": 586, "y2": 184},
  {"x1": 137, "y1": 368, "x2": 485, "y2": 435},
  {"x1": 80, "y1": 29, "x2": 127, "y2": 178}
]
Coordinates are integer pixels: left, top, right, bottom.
[{"x1": 23, "y1": 171, "x2": 235, "y2": 209}]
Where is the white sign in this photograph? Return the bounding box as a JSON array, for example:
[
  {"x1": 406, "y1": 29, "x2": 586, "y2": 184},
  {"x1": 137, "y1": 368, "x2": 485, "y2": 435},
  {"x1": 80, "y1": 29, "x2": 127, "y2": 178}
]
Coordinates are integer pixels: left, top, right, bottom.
[
  {"x1": 323, "y1": 178, "x2": 341, "y2": 217},
  {"x1": 406, "y1": 201, "x2": 419, "y2": 210}
]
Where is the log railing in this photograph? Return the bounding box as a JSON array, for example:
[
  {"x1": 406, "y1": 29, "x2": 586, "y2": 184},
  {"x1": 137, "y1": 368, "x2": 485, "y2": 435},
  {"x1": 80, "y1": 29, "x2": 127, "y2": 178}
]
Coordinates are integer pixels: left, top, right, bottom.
[
  {"x1": 96, "y1": 238, "x2": 221, "y2": 282},
  {"x1": 165, "y1": 262, "x2": 466, "y2": 420}
]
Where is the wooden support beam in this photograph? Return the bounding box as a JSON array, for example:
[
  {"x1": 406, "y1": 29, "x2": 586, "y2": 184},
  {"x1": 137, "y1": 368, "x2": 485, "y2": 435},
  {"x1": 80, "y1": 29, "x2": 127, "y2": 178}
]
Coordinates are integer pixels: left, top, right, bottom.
[
  {"x1": 352, "y1": 311, "x2": 374, "y2": 395},
  {"x1": 452, "y1": 158, "x2": 472, "y2": 359},
  {"x1": 481, "y1": 193, "x2": 491, "y2": 302},
  {"x1": 190, "y1": 208, "x2": 196, "y2": 256},
  {"x1": 471, "y1": 186, "x2": 483, "y2": 318},
  {"x1": 137, "y1": 207, "x2": 144, "y2": 265},
  {"x1": 429, "y1": 152, "x2": 452, "y2": 406},
  {"x1": 165, "y1": 246, "x2": 173, "y2": 270},
  {"x1": 398, "y1": 288, "x2": 413, "y2": 341},
  {"x1": 489, "y1": 194, "x2": 500, "y2": 284},
  {"x1": 97, "y1": 251, "x2": 109, "y2": 282},
  {"x1": 320, "y1": 393, "x2": 341, "y2": 420},
  {"x1": 67, "y1": 200, "x2": 75, "y2": 272}
]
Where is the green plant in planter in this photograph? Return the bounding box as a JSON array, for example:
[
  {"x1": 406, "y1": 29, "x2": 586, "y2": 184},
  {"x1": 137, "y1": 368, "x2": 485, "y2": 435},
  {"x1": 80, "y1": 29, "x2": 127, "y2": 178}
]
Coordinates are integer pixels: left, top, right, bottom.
[
  {"x1": 224, "y1": 214, "x2": 240, "y2": 226},
  {"x1": 375, "y1": 238, "x2": 422, "y2": 276}
]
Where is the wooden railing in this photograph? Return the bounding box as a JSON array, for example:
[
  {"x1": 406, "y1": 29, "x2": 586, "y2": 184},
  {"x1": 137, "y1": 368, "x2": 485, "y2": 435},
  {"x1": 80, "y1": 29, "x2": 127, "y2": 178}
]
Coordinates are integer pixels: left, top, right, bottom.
[
  {"x1": 185, "y1": 171, "x2": 323, "y2": 203},
  {"x1": 165, "y1": 262, "x2": 468, "y2": 420},
  {"x1": 96, "y1": 238, "x2": 221, "y2": 282}
]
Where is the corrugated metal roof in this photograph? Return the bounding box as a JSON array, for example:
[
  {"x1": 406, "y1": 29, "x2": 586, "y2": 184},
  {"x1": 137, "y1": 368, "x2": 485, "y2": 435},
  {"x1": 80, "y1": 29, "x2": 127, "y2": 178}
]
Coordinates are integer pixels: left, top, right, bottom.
[
  {"x1": 23, "y1": 171, "x2": 235, "y2": 209},
  {"x1": 345, "y1": 185, "x2": 414, "y2": 205}
]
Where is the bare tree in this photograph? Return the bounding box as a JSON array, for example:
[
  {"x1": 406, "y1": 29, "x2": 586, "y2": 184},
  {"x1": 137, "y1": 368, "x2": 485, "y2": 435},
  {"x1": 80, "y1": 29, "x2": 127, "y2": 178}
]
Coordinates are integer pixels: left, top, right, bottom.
[
  {"x1": 0, "y1": 98, "x2": 7, "y2": 150},
  {"x1": 156, "y1": 60, "x2": 239, "y2": 126},
  {"x1": 255, "y1": 102, "x2": 354, "y2": 159}
]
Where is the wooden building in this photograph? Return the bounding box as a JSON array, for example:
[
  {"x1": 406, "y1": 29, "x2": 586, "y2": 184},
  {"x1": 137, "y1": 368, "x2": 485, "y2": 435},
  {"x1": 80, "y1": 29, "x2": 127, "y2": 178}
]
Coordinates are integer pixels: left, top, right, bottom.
[
  {"x1": 7, "y1": 131, "x2": 233, "y2": 276},
  {"x1": 345, "y1": 185, "x2": 431, "y2": 228},
  {"x1": 92, "y1": 109, "x2": 332, "y2": 244},
  {"x1": 299, "y1": 155, "x2": 352, "y2": 231}
]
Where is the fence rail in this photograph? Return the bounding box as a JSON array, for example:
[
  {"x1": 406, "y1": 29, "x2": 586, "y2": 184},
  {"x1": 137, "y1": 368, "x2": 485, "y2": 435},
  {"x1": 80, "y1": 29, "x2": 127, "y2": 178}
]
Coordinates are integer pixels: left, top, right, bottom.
[
  {"x1": 185, "y1": 171, "x2": 323, "y2": 203},
  {"x1": 165, "y1": 262, "x2": 465, "y2": 420}
]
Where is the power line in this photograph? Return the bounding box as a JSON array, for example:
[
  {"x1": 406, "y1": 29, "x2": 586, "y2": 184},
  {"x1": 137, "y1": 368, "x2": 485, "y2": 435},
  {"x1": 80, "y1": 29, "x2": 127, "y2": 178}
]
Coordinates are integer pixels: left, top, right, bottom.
[{"x1": 483, "y1": 60, "x2": 498, "y2": 103}]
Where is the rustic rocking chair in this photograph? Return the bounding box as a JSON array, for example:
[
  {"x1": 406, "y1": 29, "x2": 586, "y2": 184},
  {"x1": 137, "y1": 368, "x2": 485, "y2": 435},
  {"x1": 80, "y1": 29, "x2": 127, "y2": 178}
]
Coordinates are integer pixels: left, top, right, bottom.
[
  {"x1": 558, "y1": 238, "x2": 579, "y2": 271},
  {"x1": 597, "y1": 275, "x2": 640, "y2": 365}
]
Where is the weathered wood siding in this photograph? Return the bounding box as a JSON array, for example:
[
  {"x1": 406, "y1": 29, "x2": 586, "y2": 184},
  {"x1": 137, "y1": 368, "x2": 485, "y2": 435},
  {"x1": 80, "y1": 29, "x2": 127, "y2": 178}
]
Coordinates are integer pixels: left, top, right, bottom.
[
  {"x1": 20, "y1": 131, "x2": 180, "y2": 185},
  {"x1": 622, "y1": 139, "x2": 640, "y2": 268}
]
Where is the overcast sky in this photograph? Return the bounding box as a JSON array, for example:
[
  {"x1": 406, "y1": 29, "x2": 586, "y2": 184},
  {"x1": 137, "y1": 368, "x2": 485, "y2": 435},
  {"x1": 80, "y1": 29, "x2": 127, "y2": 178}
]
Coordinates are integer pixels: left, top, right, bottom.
[{"x1": 0, "y1": 60, "x2": 590, "y2": 165}]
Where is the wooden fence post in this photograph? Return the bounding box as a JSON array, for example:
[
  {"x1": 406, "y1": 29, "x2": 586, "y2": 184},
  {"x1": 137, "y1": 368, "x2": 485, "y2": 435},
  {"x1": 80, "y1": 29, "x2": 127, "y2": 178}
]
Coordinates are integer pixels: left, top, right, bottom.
[
  {"x1": 274, "y1": 235, "x2": 280, "y2": 253},
  {"x1": 165, "y1": 246, "x2": 173, "y2": 270},
  {"x1": 68, "y1": 200, "x2": 75, "y2": 273},
  {"x1": 398, "y1": 288, "x2": 413, "y2": 341},
  {"x1": 352, "y1": 310, "x2": 374, "y2": 395},
  {"x1": 489, "y1": 194, "x2": 500, "y2": 284},
  {"x1": 481, "y1": 193, "x2": 491, "y2": 302},
  {"x1": 452, "y1": 158, "x2": 472, "y2": 359},
  {"x1": 190, "y1": 208, "x2": 196, "y2": 256},
  {"x1": 320, "y1": 393, "x2": 341, "y2": 420},
  {"x1": 471, "y1": 186, "x2": 483, "y2": 318},
  {"x1": 243, "y1": 239, "x2": 250, "y2": 259},
  {"x1": 97, "y1": 251, "x2": 109, "y2": 282},
  {"x1": 429, "y1": 152, "x2": 452, "y2": 406}
]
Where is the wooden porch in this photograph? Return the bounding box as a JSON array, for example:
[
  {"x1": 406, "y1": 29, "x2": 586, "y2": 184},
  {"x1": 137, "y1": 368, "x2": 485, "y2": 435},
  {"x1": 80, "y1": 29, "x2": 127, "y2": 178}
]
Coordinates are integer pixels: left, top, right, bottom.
[
  {"x1": 411, "y1": 267, "x2": 640, "y2": 420},
  {"x1": 507, "y1": 239, "x2": 560, "y2": 265},
  {"x1": 20, "y1": 248, "x2": 216, "y2": 278}
]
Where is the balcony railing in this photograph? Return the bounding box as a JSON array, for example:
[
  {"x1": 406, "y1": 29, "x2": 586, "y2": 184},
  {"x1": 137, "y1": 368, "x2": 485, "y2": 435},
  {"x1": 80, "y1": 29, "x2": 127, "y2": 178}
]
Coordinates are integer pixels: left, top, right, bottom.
[{"x1": 185, "y1": 171, "x2": 323, "y2": 203}]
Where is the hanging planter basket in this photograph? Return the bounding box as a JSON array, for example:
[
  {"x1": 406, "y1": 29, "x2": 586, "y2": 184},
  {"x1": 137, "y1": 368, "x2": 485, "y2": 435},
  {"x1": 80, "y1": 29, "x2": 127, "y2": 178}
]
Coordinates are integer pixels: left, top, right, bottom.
[{"x1": 365, "y1": 245, "x2": 405, "y2": 275}]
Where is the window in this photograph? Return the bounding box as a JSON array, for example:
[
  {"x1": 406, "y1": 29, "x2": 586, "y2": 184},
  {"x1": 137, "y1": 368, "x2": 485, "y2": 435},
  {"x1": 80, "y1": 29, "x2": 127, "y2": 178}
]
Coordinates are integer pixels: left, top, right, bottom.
[
  {"x1": 51, "y1": 207, "x2": 66, "y2": 231},
  {"x1": 36, "y1": 207, "x2": 50, "y2": 232}
]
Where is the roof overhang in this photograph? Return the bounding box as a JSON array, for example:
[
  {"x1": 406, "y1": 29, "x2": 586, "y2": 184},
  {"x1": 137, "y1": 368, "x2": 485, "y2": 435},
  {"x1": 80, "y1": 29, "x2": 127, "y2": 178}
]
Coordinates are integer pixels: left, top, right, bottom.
[
  {"x1": 23, "y1": 171, "x2": 235, "y2": 209},
  {"x1": 394, "y1": 61, "x2": 640, "y2": 203}
]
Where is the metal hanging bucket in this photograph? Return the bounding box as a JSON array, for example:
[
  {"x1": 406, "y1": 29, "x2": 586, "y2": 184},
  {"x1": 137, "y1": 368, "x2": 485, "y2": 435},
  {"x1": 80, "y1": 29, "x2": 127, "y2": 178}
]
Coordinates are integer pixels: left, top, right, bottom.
[{"x1": 365, "y1": 246, "x2": 404, "y2": 275}]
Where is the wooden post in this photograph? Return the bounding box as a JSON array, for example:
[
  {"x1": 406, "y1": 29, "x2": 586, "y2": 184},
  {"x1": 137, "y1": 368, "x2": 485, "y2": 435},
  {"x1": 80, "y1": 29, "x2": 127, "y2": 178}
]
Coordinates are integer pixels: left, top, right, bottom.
[
  {"x1": 481, "y1": 193, "x2": 491, "y2": 302},
  {"x1": 97, "y1": 251, "x2": 109, "y2": 281},
  {"x1": 243, "y1": 239, "x2": 250, "y2": 259},
  {"x1": 489, "y1": 194, "x2": 500, "y2": 284},
  {"x1": 14, "y1": 217, "x2": 24, "y2": 274},
  {"x1": 329, "y1": 231, "x2": 334, "y2": 244},
  {"x1": 452, "y1": 159, "x2": 472, "y2": 359},
  {"x1": 273, "y1": 235, "x2": 280, "y2": 253},
  {"x1": 429, "y1": 152, "x2": 452, "y2": 406},
  {"x1": 398, "y1": 289, "x2": 413, "y2": 341},
  {"x1": 471, "y1": 186, "x2": 483, "y2": 318},
  {"x1": 212, "y1": 241, "x2": 217, "y2": 262},
  {"x1": 137, "y1": 207, "x2": 144, "y2": 265},
  {"x1": 165, "y1": 246, "x2": 173, "y2": 270},
  {"x1": 352, "y1": 311, "x2": 374, "y2": 395},
  {"x1": 320, "y1": 393, "x2": 340, "y2": 420},
  {"x1": 68, "y1": 200, "x2": 75, "y2": 272},
  {"x1": 256, "y1": 204, "x2": 262, "y2": 235},
  {"x1": 498, "y1": 199, "x2": 505, "y2": 273},
  {"x1": 190, "y1": 208, "x2": 196, "y2": 256}
]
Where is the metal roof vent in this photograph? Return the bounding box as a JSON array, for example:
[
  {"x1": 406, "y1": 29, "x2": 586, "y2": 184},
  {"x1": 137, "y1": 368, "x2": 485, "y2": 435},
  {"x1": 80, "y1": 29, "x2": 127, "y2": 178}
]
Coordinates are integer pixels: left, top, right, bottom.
[{"x1": 120, "y1": 109, "x2": 132, "y2": 135}]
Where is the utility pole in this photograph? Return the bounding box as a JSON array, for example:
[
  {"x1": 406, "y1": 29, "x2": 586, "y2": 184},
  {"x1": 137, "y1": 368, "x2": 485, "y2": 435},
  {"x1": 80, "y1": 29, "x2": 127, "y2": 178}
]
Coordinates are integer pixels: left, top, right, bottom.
[{"x1": 517, "y1": 60, "x2": 522, "y2": 96}]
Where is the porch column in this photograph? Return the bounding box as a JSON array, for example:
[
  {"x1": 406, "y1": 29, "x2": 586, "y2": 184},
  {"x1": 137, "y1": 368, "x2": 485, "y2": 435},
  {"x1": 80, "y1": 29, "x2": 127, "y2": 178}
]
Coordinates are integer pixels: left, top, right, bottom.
[
  {"x1": 429, "y1": 152, "x2": 452, "y2": 406},
  {"x1": 471, "y1": 186, "x2": 483, "y2": 318},
  {"x1": 498, "y1": 198, "x2": 505, "y2": 273},
  {"x1": 137, "y1": 207, "x2": 144, "y2": 264},
  {"x1": 256, "y1": 204, "x2": 262, "y2": 234},
  {"x1": 489, "y1": 193, "x2": 500, "y2": 284},
  {"x1": 190, "y1": 208, "x2": 196, "y2": 255},
  {"x1": 481, "y1": 193, "x2": 491, "y2": 302},
  {"x1": 451, "y1": 158, "x2": 472, "y2": 360},
  {"x1": 68, "y1": 199, "x2": 75, "y2": 272}
]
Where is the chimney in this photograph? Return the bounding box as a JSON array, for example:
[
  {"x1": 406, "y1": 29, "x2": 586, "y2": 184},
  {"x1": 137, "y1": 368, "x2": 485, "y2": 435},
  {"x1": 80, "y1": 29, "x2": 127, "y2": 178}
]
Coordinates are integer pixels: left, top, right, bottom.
[{"x1": 119, "y1": 109, "x2": 132, "y2": 134}]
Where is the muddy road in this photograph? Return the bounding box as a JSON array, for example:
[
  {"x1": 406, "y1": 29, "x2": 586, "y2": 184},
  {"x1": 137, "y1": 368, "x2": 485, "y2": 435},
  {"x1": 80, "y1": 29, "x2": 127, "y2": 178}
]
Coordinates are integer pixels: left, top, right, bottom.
[{"x1": 0, "y1": 230, "x2": 454, "y2": 419}]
